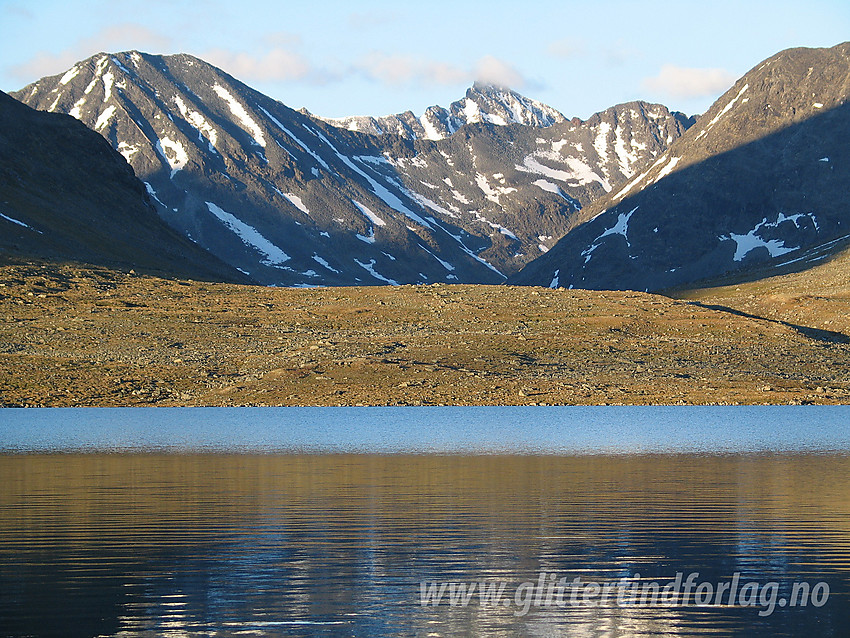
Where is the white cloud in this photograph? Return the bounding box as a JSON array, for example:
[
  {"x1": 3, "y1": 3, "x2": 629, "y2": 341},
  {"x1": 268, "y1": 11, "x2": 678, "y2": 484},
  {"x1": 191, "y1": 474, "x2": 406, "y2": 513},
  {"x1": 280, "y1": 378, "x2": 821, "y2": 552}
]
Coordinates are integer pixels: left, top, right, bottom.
[
  {"x1": 9, "y1": 25, "x2": 535, "y2": 96},
  {"x1": 9, "y1": 24, "x2": 173, "y2": 81},
  {"x1": 422, "y1": 61, "x2": 470, "y2": 86},
  {"x1": 204, "y1": 48, "x2": 319, "y2": 83},
  {"x1": 352, "y1": 53, "x2": 533, "y2": 91},
  {"x1": 261, "y1": 32, "x2": 303, "y2": 48},
  {"x1": 642, "y1": 64, "x2": 737, "y2": 98},
  {"x1": 474, "y1": 55, "x2": 530, "y2": 89},
  {"x1": 354, "y1": 53, "x2": 467, "y2": 87},
  {"x1": 10, "y1": 51, "x2": 82, "y2": 82},
  {"x1": 354, "y1": 53, "x2": 419, "y2": 85},
  {"x1": 546, "y1": 38, "x2": 584, "y2": 59}
]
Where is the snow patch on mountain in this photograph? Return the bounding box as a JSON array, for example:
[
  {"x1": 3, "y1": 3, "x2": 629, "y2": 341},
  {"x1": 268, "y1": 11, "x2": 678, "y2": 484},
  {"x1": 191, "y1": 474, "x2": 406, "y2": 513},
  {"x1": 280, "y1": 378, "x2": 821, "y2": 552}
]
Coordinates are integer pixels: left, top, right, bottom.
[
  {"x1": 418, "y1": 243, "x2": 456, "y2": 271},
  {"x1": 94, "y1": 105, "x2": 116, "y2": 130},
  {"x1": 102, "y1": 71, "x2": 114, "y2": 102},
  {"x1": 82, "y1": 57, "x2": 108, "y2": 97},
  {"x1": 111, "y1": 56, "x2": 131, "y2": 75},
  {"x1": 592, "y1": 121, "x2": 611, "y2": 170},
  {"x1": 653, "y1": 156, "x2": 681, "y2": 183},
  {"x1": 352, "y1": 200, "x2": 386, "y2": 227},
  {"x1": 68, "y1": 96, "x2": 86, "y2": 120},
  {"x1": 206, "y1": 202, "x2": 290, "y2": 265},
  {"x1": 519, "y1": 154, "x2": 611, "y2": 191},
  {"x1": 144, "y1": 182, "x2": 167, "y2": 208},
  {"x1": 472, "y1": 210, "x2": 519, "y2": 240},
  {"x1": 356, "y1": 229, "x2": 376, "y2": 243},
  {"x1": 355, "y1": 258, "x2": 398, "y2": 284},
  {"x1": 155, "y1": 137, "x2": 189, "y2": 178},
  {"x1": 475, "y1": 173, "x2": 517, "y2": 204},
  {"x1": 420, "y1": 114, "x2": 443, "y2": 141},
  {"x1": 405, "y1": 189, "x2": 459, "y2": 219},
  {"x1": 173, "y1": 95, "x2": 219, "y2": 152},
  {"x1": 533, "y1": 178, "x2": 563, "y2": 195},
  {"x1": 117, "y1": 141, "x2": 140, "y2": 162},
  {"x1": 613, "y1": 125, "x2": 643, "y2": 175},
  {"x1": 312, "y1": 255, "x2": 340, "y2": 273},
  {"x1": 282, "y1": 193, "x2": 310, "y2": 215},
  {"x1": 720, "y1": 212, "x2": 818, "y2": 261},
  {"x1": 425, "y1": 216, "x2": 506, "y2": 278},
  {"x1": 213, "y1": 84, "x2": 266, "y2": 147},
  {"x1": 1, "y1": 212, "x2": 41, "y2": 233},
  {"x1": 59, "y1": 66, "x2": 81, "y2": 86},
  {"x1": 581, "y1": 206, "x2": 639, "y2": 263},
  {"x1": 259, "y1": 106, "x2": 332, "y2": 171},
  {"x1": 695, "y1": 84, "x2": 749, "y2": 140}
]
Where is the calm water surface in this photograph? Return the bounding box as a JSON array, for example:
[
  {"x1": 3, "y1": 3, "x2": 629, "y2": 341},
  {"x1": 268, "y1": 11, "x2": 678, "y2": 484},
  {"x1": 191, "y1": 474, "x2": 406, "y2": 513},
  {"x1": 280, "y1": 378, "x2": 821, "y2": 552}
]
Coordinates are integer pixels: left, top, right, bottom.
[{"x1": 1, "y1": 407, "x2": 849, "y2": 637}]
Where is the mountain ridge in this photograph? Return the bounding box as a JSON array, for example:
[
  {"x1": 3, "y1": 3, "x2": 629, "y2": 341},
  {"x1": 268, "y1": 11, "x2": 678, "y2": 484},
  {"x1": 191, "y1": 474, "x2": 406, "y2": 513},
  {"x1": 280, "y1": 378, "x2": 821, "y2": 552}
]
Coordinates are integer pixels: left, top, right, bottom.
[
  {"x1": 512, "y1": 42, "x2": 850, "y2": 292},
  {"x1": 310, "y1": 82, "x2": 569, "y2": 141},
  {"x1": 12, "y1": 50, "x2": 691, "y2": 286}
]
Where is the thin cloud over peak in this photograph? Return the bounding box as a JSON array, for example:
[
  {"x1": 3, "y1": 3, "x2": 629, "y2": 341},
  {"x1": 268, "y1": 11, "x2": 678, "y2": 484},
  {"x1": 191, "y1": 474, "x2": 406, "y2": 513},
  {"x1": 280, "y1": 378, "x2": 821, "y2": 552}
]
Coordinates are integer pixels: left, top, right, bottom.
[
  {"x1": 8, "y1": 24, "x2": 173, "y2": 82},
  {"x1": 351, "y1": 52, "x2": 535, "y2": 91},
  {"x1": 353, "y1": 52, "x2": 468, "y2": 86},
  {"x1": 474, "y1": 55, "x2": 531, "y2": 90},
  {"x1": 643, "y1": 64, "x2": 737, "y2": 98},
  {"x1": 203, "y1": 48, "x2": 329, "y2": 84}
]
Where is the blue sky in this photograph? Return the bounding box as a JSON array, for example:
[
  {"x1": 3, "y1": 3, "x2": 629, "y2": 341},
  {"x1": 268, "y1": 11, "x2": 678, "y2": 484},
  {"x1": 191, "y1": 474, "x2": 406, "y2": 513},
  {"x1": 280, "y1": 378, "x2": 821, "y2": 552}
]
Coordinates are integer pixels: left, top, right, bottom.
[{"x1": 1, "y1": 0, "x2": 848, "y2": 120}]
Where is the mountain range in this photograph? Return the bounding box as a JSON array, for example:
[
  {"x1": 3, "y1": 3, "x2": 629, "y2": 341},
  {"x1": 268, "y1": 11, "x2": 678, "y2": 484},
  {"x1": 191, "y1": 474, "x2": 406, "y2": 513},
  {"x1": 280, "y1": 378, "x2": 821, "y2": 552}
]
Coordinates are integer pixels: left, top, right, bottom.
[
  {"x1": 310, "y1": 82, "x2": 570, "y2": 141},
  {"x1": 11, "y1": 52, "x2": 690, "y2": 286},
  {"x1": 5, "y1": 42, "x2": 850, "y2": 293},
  {"x1": 512, "y1": 42, "x2": 850, "y2": 291}
]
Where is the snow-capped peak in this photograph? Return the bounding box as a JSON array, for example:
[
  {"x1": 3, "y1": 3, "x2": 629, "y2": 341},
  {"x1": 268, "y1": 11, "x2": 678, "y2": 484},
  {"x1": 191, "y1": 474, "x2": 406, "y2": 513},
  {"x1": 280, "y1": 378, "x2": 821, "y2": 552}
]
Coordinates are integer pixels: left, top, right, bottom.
[
  {"x1": 316, "y1": 84, "x2": 566, "y2": 141},
  {"x1": 463, "y1": 82, "x2": 566, "y2": 128}
]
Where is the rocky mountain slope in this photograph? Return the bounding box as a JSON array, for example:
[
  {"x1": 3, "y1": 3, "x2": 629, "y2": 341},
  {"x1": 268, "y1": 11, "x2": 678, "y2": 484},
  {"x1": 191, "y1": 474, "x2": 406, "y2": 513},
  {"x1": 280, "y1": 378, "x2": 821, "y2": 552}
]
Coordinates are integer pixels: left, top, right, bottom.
[
  {"x1": 312, "y1": 82, "x2": 568, "y2": 141},
  {"x1": 0, "y1": 90, "x2": 243, "y2": 281},
  {"x1": 512, "y1": 42, "x2": 850, "y2": 291},
  {"x1": 13, "y1": 52, "x2": 691, "y2": 285}
]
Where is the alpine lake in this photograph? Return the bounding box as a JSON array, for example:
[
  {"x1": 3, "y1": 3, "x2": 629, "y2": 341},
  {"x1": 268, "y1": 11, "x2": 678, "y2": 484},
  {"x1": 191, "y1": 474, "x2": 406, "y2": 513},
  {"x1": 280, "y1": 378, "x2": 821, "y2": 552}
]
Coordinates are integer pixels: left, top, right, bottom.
[{"x1": 1, "y1": 406, "x2": 849, "y2": 637}]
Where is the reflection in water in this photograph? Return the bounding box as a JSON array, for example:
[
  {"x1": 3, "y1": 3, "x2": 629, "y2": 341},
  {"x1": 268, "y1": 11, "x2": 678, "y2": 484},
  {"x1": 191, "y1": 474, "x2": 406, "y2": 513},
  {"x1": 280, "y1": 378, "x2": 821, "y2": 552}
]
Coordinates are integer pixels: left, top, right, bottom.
[{"x1": 0, "y1": 454, "x2": 848, "y2": 637}]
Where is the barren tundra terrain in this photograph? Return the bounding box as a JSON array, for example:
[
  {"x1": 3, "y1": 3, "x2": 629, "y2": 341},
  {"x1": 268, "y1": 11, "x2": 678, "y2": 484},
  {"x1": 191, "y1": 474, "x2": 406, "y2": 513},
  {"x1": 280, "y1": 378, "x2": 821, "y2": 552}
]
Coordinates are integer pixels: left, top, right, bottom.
[{"x1": 1, "y1": 256, "x2": 848, "y2": 407}]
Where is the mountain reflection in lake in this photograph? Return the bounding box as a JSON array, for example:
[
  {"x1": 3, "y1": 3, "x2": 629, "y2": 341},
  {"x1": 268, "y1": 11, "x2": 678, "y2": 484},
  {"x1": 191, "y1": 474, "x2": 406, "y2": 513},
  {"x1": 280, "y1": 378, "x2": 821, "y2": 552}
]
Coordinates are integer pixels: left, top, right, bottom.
[{"x1": 1, "y1": 453, "x2": 849, "y2": 637}]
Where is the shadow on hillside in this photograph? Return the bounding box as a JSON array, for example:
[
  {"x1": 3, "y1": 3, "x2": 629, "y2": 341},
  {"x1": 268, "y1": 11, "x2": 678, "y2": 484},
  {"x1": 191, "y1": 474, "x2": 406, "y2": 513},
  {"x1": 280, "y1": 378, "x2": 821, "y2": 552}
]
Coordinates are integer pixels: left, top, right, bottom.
[
  {"x1": 515, "y1": 99, "x2": 850, "y2": 292},
  {"x1": 670, "y1": 233, "x2": 850, "y2": 293},
  {"x1": 689, "y1": 301, "x2": 850, "y2": 344}
]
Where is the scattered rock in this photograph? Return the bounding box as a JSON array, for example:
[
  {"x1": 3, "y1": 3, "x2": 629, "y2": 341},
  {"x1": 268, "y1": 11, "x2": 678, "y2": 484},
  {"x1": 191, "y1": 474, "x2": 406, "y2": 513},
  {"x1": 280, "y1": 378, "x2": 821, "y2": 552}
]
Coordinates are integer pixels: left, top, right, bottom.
[{"x1": 0, "y1": 258, "x2": 847, "y2": 407}]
